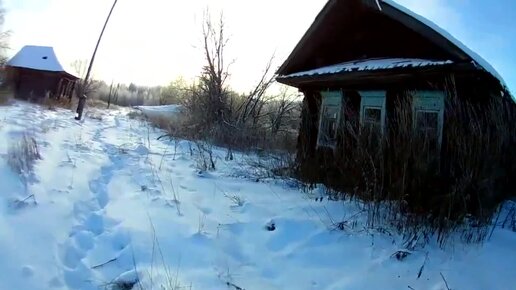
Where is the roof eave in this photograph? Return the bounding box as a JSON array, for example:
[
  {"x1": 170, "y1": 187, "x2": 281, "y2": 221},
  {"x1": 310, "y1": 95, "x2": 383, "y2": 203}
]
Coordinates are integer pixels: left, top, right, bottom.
[
  {"x1": 6, "y1": 65, "x2": 80, "y2": 80},
  {"x1": 277, "y1": 63, "x2": 465, "y2": 87}
]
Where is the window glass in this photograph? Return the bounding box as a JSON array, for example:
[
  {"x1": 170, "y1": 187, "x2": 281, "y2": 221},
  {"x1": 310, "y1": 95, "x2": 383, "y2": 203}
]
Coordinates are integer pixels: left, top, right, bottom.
[
  {"x1": 359, "y1": 91, "x2": 386, "y2": 142},
  {"x1": 364, "y1": 107, "x2": 382, "y2": 124},
  {"x1": 317, "y1": 91, "x2": 342, "y2": 148},
  {"x1": 413, "y1": 92, "x2": 444, "y2": 150},
  {"x1": 321, "y1": 105, "x2": 339, "y2": 142},
  {"x1": 415, "y1": 111, "x2": 439, "y2": 151},
  {"x1": 416, "y1": 111, "x2": 438, "y2": 133}
]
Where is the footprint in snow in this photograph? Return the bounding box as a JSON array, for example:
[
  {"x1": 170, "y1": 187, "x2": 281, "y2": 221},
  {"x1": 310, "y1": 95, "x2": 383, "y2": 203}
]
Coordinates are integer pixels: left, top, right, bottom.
[
  {"x1": 21, "y1": 265, "x2": 34, "y2": 277},
  {"x1": 59, "y1": 241, "x2": 87, "y2": 269},
  {"x1": 111, "y1": 229, "x2": 131, "y2": 251},
  {"x1": 265, "y1": 220, "x2": 276, "y2": 231},
  {"x1": 179, "y1": 184, "x2": 197, "y2": 193},
  {"x1": 48, "y1": 277, "x2": 64, "y2": 288},
  {"x1": 84, "y1": 213, "x2": 105, "y2": 235},
  {"x1": 73, "y1": 230, "x2": 95, "y2": 251}
]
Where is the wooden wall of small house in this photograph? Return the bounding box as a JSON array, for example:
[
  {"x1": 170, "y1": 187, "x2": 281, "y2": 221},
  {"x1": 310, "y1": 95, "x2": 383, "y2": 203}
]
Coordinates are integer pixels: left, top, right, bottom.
[
  {"x1": 9, "y1": 69, "x2": 62, "y2": 100},
  {"x1": 296, "y1": 90, "x2": 322, "y2": 184},
  {"x1": 295, "y1": 72, "x2": 514, "y2": 203},
  {"x1": 297, "y1": 76, "x2": 436, "y2": 186},
  {"x1": 440, "y1": 74, "x2": 516, "y2": 214}
]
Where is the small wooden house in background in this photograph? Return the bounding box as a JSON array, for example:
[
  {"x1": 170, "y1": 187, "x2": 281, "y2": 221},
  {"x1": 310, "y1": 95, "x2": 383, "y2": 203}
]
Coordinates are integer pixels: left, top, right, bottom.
[
  {"x1": 277, "y1": 0, "x2": 515, "y2": 215},
  {"x1": 5, "y1": 45, "x2": 78, "y2": 101}
]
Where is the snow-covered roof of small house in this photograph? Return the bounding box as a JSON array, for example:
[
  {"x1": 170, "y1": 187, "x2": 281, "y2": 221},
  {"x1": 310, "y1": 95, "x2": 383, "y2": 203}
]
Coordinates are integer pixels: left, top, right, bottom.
[
  {"x1": 7, "y1": 45, "x2": 66, "y2": 72},
  {"x1": 281, "y1": 58, "x2": 454, "y2": 79}
]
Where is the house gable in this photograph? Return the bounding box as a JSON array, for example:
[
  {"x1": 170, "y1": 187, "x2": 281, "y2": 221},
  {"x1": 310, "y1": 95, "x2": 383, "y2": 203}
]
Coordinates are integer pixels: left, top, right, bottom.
[
  {"x1": 277, "y1": 0, "x2": 506, "y2": 91},
  {"x1": 278, "y1": 0, "x2": 456, "y2": 76}
]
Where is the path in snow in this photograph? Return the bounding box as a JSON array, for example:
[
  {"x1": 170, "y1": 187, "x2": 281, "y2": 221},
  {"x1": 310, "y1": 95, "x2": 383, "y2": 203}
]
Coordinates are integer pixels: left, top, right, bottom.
[{"x1": 56, "y1": 118, "x2": 134, "y2": 289}]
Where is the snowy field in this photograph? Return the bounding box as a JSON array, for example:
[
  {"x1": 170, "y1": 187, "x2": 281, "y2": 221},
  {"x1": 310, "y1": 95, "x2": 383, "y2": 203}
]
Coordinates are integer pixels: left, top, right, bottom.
[
  {"x1": 0, "y1": 101, "x2": 515, "y2": 290},
  {"x1": 135, "y1": 105, "x2": 182, "y2": 120}
]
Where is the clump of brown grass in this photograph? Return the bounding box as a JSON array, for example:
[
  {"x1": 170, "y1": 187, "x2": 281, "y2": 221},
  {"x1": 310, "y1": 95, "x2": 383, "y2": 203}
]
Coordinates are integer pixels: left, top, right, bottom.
[
  {"x1": 42, "y1": 97, "x2": 73, "y2": 111},
  {"x1": 87, "y1": 97, "x2": 120, "y2": 110},
  {"x1": 0, "y1": 87, "x2": 13, "y2": 105},
  {"x1": 7, "y1": 133, "x2": 42, "y2": 178}
]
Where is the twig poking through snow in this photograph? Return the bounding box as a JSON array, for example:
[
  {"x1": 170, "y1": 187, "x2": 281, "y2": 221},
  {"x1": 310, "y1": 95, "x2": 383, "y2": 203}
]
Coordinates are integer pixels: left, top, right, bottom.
[
  {"x1": 440, "y1": 272, "x2": 451, "y2": 290},
  {"x1": 224, "y1": 193, "x2": 245, "y2": 207},
  {"x1": 417, "y1": 252, "x2": 429, "y2": 279},
  {"x1": 391, "y1": 250, "x2": 411, "y2": 261},
  {"x1": 226, "y1": 281, "x2": 245, "y2": 290},
  {"x1": 91, "y1": 257, "x2": 118, "y2": 269},
  {"x1": 18, "y1": 194, "x2": 36, "y2": 204}
]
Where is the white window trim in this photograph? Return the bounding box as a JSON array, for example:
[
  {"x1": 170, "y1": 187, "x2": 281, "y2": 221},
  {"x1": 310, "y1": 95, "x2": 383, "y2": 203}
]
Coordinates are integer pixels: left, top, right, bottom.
[
  {"x1": 317, "y1": 90, "x2": 343, "y2": 149},
  {"x1": 359, "y1": 91, "x2": 386, "y2": 135},
  {"x1": 412, "y1": 91, "x2": 445, "y2": 148}
]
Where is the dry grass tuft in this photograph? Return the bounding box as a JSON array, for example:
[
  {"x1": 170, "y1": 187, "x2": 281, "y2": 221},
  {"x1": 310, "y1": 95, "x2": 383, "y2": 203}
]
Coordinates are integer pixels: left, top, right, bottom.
[
  {"x1": 7, "y1": 133, "x2": 42, "y2": 178},
  {"x1": 0, "y1": 87, "x2": 13, "y2": 105}
]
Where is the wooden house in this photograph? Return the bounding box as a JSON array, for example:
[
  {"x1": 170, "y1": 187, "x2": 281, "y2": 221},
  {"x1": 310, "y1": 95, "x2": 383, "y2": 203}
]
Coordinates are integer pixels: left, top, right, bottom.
[
  {"x1": 276, "y1": 0, "x2": 515, "y2": 214},
  {"x1": 5, "y1": 45, "x2": 78, "y2": 101}
]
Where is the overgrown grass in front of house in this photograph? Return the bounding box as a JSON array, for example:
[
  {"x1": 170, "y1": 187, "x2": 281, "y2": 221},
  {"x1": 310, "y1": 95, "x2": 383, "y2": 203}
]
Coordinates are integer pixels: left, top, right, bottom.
[
  {"x1": 0, "y1": 86, "x2": 13, "y2": 105},
  {"x1": 41, "y1": 96, "x2": 74, "y2": 111},
  {"x1": 301, "y1": 88, "x2": 516, "y2": 247}
]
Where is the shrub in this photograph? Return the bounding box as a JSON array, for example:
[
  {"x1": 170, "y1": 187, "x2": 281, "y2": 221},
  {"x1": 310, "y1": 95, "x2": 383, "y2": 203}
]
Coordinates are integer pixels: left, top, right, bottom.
[
  {"x1": 7, "y1": 133, "x2": 41, "y2": 178},
  {"x1": 0, "y1": 86, "x2": 13, "y2": 105},
  {"x1": 151, "y1": 12, "x2": 300, "y2": 157},
  {"x1": 193, "y1": 140, "x2": 216, "y2": 172},
  {"x1": 42, "y1": 96, "x2": 73, "y2": 111}
]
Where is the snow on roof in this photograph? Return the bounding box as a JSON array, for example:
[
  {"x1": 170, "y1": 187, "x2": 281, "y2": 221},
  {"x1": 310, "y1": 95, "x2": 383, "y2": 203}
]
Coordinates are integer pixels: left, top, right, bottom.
[
  {"x1": 6, "y1": 45, "x2": 65, "y2": 72},
  {"x1": 381, "y1": 0, "x2": 507, "y2": 89},
  {"x1": 280, "y1": 58, "x2": 453, "y2": 79}
]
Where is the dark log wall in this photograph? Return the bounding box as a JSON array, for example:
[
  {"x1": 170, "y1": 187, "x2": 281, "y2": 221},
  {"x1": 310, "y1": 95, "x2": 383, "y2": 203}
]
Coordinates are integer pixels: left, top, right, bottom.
[
  {"x1": 296, "y1": 71, "x2": 515, "y2": 218},
  {"x1": 295, "y1": 72, "x2": 510, "y2": 185},
  {"x1": 7, "y1": 68, "x2": 75, "y2": 100},
  {"x1": 296, "y1": 90, "x2": 321, "y2": 184}
]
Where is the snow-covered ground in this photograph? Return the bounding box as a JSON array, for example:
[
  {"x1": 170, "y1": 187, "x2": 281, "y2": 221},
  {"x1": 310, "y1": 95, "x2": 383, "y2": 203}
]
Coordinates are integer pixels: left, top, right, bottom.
[
  {"x1": 135, "y1": 105, "x2": 182, "y2": 120},
  {"x1": 0, "y1": 101, "x2": 515, "y2": 290}
]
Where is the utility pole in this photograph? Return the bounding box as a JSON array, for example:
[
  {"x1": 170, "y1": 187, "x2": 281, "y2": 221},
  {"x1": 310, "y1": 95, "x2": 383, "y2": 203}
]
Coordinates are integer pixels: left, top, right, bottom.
[{"x1": 75, "y1": 0, "x2": 118, "y2": 120}]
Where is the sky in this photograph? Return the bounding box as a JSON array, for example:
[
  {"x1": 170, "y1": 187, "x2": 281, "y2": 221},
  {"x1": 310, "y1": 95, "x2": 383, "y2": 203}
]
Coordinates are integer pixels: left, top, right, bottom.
[{"x1": 2, "y1": 0, "x2": 516, "y2": 94}]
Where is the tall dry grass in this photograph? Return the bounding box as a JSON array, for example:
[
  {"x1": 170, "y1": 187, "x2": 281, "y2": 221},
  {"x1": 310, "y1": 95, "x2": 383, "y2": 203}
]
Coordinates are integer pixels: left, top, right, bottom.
[{"x1": 307, "y1": 88, "x2": 516, "y2": 247}]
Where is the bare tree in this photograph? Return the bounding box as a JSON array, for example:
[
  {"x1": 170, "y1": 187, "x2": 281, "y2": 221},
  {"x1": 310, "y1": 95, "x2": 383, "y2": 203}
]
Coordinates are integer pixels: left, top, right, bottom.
[
  {"x1": 71, "y1": 59, "x2": 101, "y2": 98},
  {"x1": 0, "y1": 1, "x2": 10, "y2": 65},
  {"x1": 106, "y1": 81, "x2": 119, "y2": 109},
  {"x1": 160, "y1": 77, "x2": 190, "y2": 105},
  {"x1": 188, "y1": 11, "x2": 231, "y2": 129},
  {"x1": 267, "y1": 88, "x2": 299, "y2": 136},
  {"x1": 75, "y1": 0, "x2": 118, "y2": 120},
  {"x1": 170, "y1": 9, "x2": 298, "y2": 156},
  {"x1": 233, "y1": 56, "x2": 277, "y2": 128}
]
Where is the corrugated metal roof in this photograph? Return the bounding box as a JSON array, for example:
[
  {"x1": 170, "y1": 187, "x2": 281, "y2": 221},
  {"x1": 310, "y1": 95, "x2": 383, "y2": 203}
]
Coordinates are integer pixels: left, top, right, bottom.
[{"x1": 279, "y1": 58, "x2": 453, "y2": 79}]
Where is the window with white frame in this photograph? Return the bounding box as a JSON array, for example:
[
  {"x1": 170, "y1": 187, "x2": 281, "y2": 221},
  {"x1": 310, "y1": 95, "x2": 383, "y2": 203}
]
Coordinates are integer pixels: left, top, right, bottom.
[
  {"x1": 359, "y1": 91, "x2": 386, "y2": 140},
  {"x1": 317, "y1": 91, "x2": 342, "y2": 148},
  {"x1": 412, "y1": 91, "x2": 444, "y2": 150}
]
